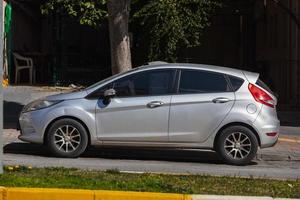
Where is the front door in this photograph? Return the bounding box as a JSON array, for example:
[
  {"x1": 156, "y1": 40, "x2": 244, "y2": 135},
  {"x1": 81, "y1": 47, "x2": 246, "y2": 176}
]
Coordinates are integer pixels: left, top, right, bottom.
[{"x1": 95, "y1": 69, "x2": 176, "y2": 142}]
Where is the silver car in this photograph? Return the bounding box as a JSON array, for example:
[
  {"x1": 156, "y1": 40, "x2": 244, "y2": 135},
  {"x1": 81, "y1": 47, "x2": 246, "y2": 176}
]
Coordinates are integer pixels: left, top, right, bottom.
[{"x1": 19, "y1": 63, "x2": 280, "y2": 165}]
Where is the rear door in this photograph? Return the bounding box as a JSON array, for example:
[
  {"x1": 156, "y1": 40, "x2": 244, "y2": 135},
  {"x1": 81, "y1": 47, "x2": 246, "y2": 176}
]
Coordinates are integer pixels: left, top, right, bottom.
[{"x1": 169, "y1": 69, "x2": 235, "y2": 143}]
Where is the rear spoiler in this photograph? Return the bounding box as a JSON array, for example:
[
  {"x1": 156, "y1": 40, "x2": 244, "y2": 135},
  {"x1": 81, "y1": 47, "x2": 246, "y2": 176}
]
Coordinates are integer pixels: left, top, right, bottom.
[{"x1": 242, "y1": 71, "x2": 259, "y2": 84}]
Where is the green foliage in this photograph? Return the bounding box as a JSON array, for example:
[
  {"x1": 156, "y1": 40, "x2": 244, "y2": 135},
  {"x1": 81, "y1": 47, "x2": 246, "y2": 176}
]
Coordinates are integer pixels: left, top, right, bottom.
[
  {"x1": 41, "y1": 0, "x2": 221, "y2": 62},
  {"x1": 41, "y1": 0, "x2": 107, "y2": 27},
  {"x1": 0, "y1": 166, "x2": 299, "y2": 198},
  {"x1": 134, "y1": 0, "x2": 221, "y2": 62}
]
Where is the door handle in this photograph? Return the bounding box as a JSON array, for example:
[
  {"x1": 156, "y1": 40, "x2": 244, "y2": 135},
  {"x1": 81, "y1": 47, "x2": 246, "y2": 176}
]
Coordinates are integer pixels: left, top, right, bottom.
[
  {"x1": 212, "y1": 97, "x2": 230, "y2": 104},
  {"x1": 147, "y1": 101, "x2": 164, "y2": 108}
]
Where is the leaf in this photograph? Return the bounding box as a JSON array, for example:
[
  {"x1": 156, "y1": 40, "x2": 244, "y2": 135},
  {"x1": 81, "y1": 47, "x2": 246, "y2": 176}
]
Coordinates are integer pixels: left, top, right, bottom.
[
  {"x1": 41, "y1": 0, "x2": 108, "y2": 28},
  {"x1": 133, "y1": 0, "x2": 221, "y2": 61}
]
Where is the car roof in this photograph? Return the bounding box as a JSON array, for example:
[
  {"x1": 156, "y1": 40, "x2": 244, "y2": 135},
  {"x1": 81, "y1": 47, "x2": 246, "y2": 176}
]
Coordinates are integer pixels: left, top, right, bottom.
[
  {"x1": 137, "y1": 63, "x2": 246, "y2": 78},
  {"x1": 85, "y1": 63, "x2": 259, "y2": 94}
]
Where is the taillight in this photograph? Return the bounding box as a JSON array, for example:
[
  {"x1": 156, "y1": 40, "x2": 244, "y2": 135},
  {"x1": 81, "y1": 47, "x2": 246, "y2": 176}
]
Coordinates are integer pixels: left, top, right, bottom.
[{"x1": 248, "y1": 83, "x2": 275, "y2": 108}]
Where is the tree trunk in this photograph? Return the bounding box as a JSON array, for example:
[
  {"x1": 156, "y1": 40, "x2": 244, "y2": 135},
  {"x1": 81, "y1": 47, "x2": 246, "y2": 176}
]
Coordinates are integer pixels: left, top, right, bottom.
[{"x1": 107, "y1": 0, "x2": 132, "y2": 75}]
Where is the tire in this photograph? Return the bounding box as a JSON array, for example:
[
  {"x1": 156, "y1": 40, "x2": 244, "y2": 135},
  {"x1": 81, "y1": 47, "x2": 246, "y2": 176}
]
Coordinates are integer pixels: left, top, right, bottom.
[
  {"x1": 46, "y1": 118, "x2": 89, "y2": 158},
  {"x1": 216, "y1": 125, "x2": 258, "y2": 165}
]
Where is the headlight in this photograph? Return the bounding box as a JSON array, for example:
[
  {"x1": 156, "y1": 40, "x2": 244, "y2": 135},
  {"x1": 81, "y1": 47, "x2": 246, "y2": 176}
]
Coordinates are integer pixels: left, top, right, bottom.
[{"x1": 22, "y1": 100, "x2": 62, "y2": 113}]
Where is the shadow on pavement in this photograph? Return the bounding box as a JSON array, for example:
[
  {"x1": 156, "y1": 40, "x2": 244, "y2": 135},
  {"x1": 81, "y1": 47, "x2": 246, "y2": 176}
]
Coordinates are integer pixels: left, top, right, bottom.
[
  {"x1": 4, "y1": 101, "x2": 24, "y2": 129},
  {"x1": 3, "y1": 142, "x2": 251, "y2": 165}
]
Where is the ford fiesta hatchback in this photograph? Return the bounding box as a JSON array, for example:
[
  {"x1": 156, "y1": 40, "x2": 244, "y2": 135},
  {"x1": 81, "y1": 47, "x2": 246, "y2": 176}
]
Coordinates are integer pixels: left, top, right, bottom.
[{"x1": 19, "y1": 63, "x2": 279, "y2": 165}]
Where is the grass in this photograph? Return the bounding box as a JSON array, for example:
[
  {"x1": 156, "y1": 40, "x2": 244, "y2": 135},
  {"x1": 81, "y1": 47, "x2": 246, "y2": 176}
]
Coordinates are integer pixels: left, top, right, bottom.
[{"x1": 0, "y1": 166, "x2": 299, "y2": 198}]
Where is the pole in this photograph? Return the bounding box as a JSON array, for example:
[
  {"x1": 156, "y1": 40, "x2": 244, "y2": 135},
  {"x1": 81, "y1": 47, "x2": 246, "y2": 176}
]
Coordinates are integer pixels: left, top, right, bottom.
[{"x1": 0, "y1": 0, "x2": 4, "y2": 174}]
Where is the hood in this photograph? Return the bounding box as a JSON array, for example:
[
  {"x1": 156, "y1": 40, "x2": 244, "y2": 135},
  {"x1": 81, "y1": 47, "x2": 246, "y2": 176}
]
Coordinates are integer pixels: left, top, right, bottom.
[{"x1": 45, "y1": 90, "x2": 88, "y2": 101}]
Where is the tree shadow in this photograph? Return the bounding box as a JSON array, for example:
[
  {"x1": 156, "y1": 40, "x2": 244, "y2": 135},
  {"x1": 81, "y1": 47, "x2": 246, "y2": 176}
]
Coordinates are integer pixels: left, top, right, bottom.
[{"x1": 4, "y1": 101, "x2": 24, "y2": 129}]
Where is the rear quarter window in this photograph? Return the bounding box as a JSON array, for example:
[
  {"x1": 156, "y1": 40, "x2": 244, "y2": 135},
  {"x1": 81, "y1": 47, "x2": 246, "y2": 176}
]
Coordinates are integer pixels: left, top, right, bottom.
[{"x1": 228, "y1": 76, "x2": 244, "y2": 91}]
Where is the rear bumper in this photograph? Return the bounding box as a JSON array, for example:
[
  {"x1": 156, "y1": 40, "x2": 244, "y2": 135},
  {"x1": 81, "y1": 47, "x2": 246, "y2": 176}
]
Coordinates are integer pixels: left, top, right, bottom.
[
  {"x1": 253, "y1": 106, "x2": 280, "y2": 149},
  {"x1": 260, "y1": 135, "x2": 278, "y2": 148},
  {"x1": 254, "y1": 121, "x2": 280, "y2": 148}
]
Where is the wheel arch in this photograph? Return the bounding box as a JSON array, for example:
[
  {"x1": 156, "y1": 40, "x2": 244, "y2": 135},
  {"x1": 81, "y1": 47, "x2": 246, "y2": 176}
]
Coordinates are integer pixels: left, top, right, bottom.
[
  {"x1": 213, "y1": 122, "x2": 261, "y2": 149},
  {"x1": 43, "y1": 116, "x2": 92, "y2": 146}
]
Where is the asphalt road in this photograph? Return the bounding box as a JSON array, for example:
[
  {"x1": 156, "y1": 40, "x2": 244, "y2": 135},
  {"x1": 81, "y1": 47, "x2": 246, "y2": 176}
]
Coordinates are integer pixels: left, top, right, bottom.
[{"x1": 3, "y1": 130, "x2": 300, "y2": 180}]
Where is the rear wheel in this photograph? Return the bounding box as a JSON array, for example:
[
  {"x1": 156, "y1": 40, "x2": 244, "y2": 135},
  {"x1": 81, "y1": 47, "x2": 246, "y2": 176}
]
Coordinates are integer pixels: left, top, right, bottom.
[
  {"x1": 46, "y1": 118, "x2": 89, "y2": 158},
  {"x1": 216, "y1": 126, "x2": 258, "y2": 165}
]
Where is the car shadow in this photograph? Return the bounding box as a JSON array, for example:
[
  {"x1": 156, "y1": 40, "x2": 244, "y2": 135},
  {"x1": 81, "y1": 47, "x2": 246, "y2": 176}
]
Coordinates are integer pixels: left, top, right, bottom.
[{"x1": 3, "y1": 142, "x2": 258, "y2": 165}]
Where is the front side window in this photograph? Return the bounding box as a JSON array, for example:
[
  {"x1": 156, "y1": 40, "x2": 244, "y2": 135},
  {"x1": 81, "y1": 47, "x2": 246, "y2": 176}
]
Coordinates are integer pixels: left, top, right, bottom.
[
  {"x1": 97, "y1": 69, "x2": 175, "y2": 97},
  {"x1": 178, "y1": 69, "x2": 230, "y2": 94}
]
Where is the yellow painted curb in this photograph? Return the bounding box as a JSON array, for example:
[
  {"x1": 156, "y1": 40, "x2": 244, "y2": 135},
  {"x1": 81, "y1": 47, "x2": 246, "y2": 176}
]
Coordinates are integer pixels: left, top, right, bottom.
[
  {"x1": 0, "y1": 187, "x2": 190, "y2": 200},
  {"x1": 0, "y1": 187, "x2": 5, "y2": 200},
  {"x1": 94, "y1": 190, "x2": 189, "y2": 200},
  {"x1": 6, "y1": 188, "x2": 94, "y2": 200}
]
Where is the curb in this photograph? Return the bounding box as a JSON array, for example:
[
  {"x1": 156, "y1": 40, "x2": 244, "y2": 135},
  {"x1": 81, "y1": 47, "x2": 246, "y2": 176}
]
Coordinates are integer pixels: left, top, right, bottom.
[
  {"x1": 0, "y1": 187, "x2": 299, "y2": 200},
  {"x1": 256, "y1": 151, "x2": 300, "y2": 161},
  {"x1": 190, "y1": 195, "x2": 300, "y2": 200},
  {"x1": 0, "y1": 187, "x2": 188, "y2": 200}
]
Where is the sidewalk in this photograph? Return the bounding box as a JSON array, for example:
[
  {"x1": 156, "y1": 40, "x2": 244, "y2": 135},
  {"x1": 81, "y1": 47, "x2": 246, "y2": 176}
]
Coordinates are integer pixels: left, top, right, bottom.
[{"x1": 257, "y1": 136, "x2": 300, "y2": 161}]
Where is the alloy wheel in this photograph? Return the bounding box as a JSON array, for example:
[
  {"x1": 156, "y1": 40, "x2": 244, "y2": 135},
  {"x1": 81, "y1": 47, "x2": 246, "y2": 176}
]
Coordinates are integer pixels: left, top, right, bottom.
[
  {"x1": 54, "y1": 125, "x2": 81, "y2": 153},
  {"x1": 224, "y1": 132, "x2": 252, "y2": 160}
]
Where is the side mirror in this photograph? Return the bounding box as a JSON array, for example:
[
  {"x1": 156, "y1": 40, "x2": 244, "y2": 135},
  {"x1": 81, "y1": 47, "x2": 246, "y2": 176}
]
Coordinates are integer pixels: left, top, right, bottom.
[{"x1": 103, "y1": 89, "x2": 116, "y2": 105}]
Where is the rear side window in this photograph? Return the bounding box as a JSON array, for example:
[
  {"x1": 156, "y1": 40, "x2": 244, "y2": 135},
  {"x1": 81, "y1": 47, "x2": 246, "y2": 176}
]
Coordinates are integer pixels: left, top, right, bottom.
[
  {"x1": 256, "y1": 79, "x2": 273, "y2": 95},
  {"x1": 228, "y1": 76, "x2": 244, "y2": 91},
  {"x1": 178, "y1": 69, "x2": 230, "y2": 94}
]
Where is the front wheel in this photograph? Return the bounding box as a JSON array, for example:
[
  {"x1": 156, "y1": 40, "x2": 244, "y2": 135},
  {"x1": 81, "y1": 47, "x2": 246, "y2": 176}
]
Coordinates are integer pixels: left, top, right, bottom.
[
  {"x1": 216, "y1": 126, "x2": 258, "y2": 165},
  {"x1": 46, "y1": 118, "x2": 89, "y2": 158}
]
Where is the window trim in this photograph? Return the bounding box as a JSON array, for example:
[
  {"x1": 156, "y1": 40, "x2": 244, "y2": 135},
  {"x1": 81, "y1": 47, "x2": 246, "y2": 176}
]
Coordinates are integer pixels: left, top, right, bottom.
[
  {"x1": 86, "y1": 68, "x2": 177, "y2": 99},
  {"x1": 175, "y1": 69, "x2": 233, "y2": 95}
]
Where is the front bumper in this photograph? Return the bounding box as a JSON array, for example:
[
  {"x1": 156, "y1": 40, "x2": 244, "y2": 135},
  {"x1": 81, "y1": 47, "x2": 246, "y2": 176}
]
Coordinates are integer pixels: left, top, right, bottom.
[{"x1": 19, "y1": 111, "x2": 45, "y2": 144}]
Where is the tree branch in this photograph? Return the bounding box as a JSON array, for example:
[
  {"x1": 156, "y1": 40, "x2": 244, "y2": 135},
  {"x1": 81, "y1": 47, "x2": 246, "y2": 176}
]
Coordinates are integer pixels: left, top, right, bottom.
[{"x1": 269, "y1": 0, "x2": 300, "y2": 28}]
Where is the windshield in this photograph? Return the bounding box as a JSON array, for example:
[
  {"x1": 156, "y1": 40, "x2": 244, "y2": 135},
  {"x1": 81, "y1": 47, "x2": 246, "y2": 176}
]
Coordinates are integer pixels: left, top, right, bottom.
[{"x1": 84, "y1": 68, "x2": 140, "y2": 91}]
